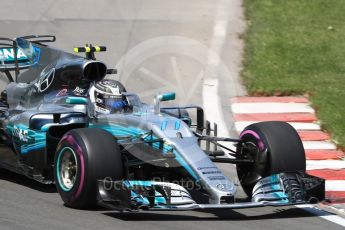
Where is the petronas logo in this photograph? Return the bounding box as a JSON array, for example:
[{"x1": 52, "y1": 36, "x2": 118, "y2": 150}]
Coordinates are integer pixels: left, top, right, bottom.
[{"x1": 0, "y1": 48, "x2": 28, "y2": 61}]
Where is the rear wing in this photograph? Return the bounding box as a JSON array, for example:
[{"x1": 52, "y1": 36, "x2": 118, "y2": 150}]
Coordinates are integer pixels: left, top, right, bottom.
[{"x1": 0, "y1": 35, "x2": 55, "y2": 82}]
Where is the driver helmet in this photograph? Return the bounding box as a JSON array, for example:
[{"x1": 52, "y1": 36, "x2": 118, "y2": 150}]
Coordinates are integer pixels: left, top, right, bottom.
[{"x1": 89, "y1": 79, "x2": 127, "y2": 114}]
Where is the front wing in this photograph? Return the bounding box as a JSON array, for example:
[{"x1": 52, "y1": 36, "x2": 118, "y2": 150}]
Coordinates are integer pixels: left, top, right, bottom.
[{"x1": 97, "y1": 172, "x2": 325, "y2": 211}]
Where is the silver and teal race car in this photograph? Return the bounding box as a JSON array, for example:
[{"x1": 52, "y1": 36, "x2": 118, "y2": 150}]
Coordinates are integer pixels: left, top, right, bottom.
[{"x1": 0, "y1": 36, "x2": 325, "y2": 211}]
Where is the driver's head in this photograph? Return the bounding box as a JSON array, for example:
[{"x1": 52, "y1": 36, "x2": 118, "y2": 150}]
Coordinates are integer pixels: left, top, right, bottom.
[{"x1": 89, "y1": 79, "x2": 127, "y2": 114}]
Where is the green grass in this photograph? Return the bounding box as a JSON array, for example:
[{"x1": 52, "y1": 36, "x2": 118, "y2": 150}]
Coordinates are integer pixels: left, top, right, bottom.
[{"x1": 242, "y1": 0, "x2": 345, "y2": 148}]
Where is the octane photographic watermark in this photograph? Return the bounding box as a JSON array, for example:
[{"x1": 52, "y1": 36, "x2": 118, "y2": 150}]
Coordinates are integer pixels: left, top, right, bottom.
[
  {"x1": 101, "y1": 176, "x2": 203, "y2": 191},
  {"x1": 101, "y1": 176, "x2": 240, "y2": 192}
]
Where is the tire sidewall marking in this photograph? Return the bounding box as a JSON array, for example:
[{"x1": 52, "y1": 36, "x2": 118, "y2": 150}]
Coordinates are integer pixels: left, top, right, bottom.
[{"x1": 240, "y1": 129, "x2": 266, "y2": 151}]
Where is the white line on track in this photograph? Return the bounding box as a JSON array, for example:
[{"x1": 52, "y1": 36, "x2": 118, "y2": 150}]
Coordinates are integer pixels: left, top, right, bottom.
[
  {"x1": 202, "y1": 79, "x2": 227, "y2": 136},
  {"x1": 325, "y1": 180, "x2": 345, "y2": 191},
  {"x1": 306, "y1": 160, "x2": 345, "y2": 170},
  {"x1": 202, "y1": 78, "x2": 235, "y2": 156},
  {"x1": 202, "y1": 3, "x2": 234, "y2": 156},
  {"x1": 303, "y1": 141, "x2": 337, "y2": 150},
  {"x1": 231, "y1": 102, "x2": 315, "y2": 114}
]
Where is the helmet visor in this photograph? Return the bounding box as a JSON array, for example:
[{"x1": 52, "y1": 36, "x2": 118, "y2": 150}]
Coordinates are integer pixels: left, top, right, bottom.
[{"x1": 95, "y1": 92, "x2": 126, "y2": 113}]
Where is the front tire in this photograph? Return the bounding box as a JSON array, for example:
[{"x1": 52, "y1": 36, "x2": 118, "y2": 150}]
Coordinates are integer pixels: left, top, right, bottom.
[
  {"x1": 54, "y1": 128, "x2": 123, "y2": 208},
  {"x1": 236, "y1": 121, "x2": 306, "y2": 197}
]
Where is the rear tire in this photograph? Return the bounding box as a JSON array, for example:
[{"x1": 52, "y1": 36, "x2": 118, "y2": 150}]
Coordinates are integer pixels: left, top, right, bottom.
[
  {"x1": 54, "y1": 128, "x2": 123, "y2": 208},
  {"x1": 236, "y1": 121, "x2": 306, "y2": 197}
]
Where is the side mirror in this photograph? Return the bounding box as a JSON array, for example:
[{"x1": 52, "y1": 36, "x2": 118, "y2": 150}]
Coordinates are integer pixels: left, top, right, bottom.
[
  {"x1": 154, "y1": 92, "x2": 176, "y2": 114},
  {"x1": 65, "y1": 97, "x2": 89, "y2": 105},
  {"x1": 158, "y1": 92, "x2": 176, "y2": 102}
]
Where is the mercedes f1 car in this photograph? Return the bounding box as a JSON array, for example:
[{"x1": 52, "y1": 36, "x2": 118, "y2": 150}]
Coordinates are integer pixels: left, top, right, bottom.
[{"x1": 0, "y1": 35, "x2": 325, "y2": 211}]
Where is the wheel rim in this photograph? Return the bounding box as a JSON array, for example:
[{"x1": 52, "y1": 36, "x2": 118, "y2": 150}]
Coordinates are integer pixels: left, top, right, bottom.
[
  {"x1": 57, "y1": 147, "x2": 78, "y2": 191},
  {"x1": 238, "y1": 142, "x2": 260, "y2": 181},
  {"x1": 237, "y1": 138, "x2": 267, "y2": 195}
]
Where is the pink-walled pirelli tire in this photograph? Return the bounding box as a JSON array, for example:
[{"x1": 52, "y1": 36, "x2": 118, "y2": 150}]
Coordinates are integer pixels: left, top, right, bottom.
[
  {"x1": 236, "y1": 121, "x2": 306, "y2": 197},
  {"x1": 54, "y1": 128, "x2": 123, "y2": 209}
]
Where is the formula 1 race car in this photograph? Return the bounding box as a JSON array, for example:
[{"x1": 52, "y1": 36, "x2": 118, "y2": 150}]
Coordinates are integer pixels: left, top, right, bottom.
[{"x1": 0, "y1": 35, "x2": 325, "y2": 211}]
